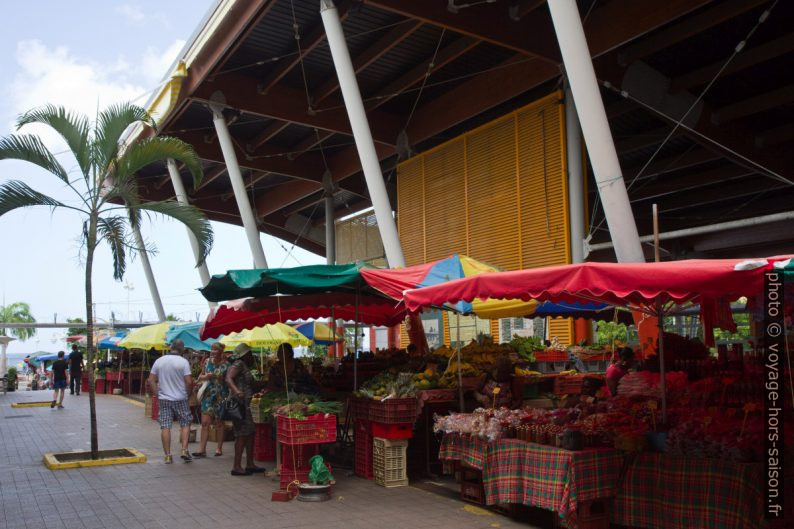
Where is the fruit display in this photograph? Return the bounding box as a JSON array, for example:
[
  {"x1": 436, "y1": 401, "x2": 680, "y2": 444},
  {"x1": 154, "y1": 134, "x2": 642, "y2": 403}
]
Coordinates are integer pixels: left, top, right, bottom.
[
  {"x1": 438, "y1": 359, "x2": 483, "y2": 389},
  {"x1": 356, "y1": 370, "x2": 416, "y2": 400},
  {"x1": 413, "y1": 366, "x2": 440, "y2": 390},
  {"x1": 513, "y1": 366, "x2": 543, "y2": 377},
  {"x1": 509, "y1": 335, "x2": 544, "y2": 362}
]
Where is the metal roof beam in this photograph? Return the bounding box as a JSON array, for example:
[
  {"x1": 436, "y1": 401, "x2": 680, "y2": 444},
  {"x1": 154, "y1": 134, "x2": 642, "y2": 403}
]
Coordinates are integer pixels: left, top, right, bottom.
[
  {"x1": 618, "y1": 0, "x2": 768, "y2": 65},
  {"x1": 312, "y1": 19, "x2": 425, "y2": 105},
  {"x1": 672, "y1": 32, "x2": 794, "y2": 91},
  {"x1": 712, "y1": 84, "x2": 794, "y2": 125},
  {"x1": 257, "y1": 0, "x2": 353, "y2": 95},
  {"x1": 191, "y1": 73, "x2": 400, "y2": 146}
]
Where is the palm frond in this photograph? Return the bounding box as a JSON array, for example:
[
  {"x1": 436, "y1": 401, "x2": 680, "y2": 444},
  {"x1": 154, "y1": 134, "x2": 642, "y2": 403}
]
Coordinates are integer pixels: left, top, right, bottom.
[
  {"x1": 0, "y1": 180, "x2": 69, "y2": 218},
  {"x1": 97, "y1": 216, "x2": 128, "y2": 280},
  {"x1": 16, "y1": 105, "x2": 91, "y2": 178},
  {"x1": 0, "y1": 135, "x2": 69, "y2": 183},
  {"x1": 129, "y1": 200, "x2": 213, "y2": 266},
  {"x1": 116, "y1": 136, "x2": 203, "y2": 190},
  {"x1": 94, "y1": 103, "x2": 154, "y2": 174}
]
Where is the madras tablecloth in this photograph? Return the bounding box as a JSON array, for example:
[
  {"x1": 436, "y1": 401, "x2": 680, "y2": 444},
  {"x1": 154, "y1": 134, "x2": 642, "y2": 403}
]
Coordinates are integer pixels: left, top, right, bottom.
[
  {"x1": 483, "y1": 439, "x2": 624, "y2": 528},
  {"x1": 438, "y1": 433, "x2": 489, "y2": 470},
  {"x1": 612, "y1": 453, "x2": 766, "y2": 529}
]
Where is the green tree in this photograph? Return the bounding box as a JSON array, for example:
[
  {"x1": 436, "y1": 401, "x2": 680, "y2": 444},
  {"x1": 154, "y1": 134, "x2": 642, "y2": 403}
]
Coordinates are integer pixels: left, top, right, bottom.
[
  {"x1": 164, "y1": 313, "x2": 181, "y2": 322},
  {"x1": 595, "y1": 321, "x2": 628, "y2": 346},
  {"x1": 66, "y1": 317, "x2": 85, "y2": 337},
  {"x1": 0, "y1": 301, "x2": 36, "y2": 340},
  {"x1": 0, "y1": 103, "x2": 213, "y2": 458}
]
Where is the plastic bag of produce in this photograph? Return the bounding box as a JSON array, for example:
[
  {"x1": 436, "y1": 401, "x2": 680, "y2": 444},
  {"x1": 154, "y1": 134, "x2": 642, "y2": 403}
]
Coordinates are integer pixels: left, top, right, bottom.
[{"x1": 308, "y1": 455, "x2": 334, "y2": 485}]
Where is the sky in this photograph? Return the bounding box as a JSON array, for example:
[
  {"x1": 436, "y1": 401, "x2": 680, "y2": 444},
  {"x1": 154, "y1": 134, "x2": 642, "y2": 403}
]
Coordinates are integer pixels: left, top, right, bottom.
[{"x1": 0, "y1": 1, "x2": 325, "y2": 357}]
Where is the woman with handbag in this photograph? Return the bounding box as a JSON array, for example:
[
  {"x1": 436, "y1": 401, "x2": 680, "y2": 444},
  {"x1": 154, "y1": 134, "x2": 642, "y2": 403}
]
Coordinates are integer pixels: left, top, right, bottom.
[
  {"x1": 192, "y1": 342, "x2": 229, "y2": 458},
  {"x1": 225, "y1": 344, "x2": 265, "y2": 476}
]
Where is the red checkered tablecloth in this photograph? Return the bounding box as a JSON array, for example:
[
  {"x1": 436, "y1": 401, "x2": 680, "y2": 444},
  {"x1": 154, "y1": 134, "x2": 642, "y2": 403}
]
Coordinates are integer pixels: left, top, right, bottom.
[
  {"x1": 612, "y1": 453, "x2": 767, "y2": 529},
  {"x1": 483, "y1": 440, "x2": 623, "y2": 528},
  {"x1": 438, "y1": 433, "x2": 488, "y2": 470}
]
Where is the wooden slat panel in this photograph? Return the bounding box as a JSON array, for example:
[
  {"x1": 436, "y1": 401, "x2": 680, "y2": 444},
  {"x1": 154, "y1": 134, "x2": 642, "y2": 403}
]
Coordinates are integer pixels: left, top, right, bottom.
[
  {"x1": 466, "y1": 115, "x2": 521, "y2": 271},
  {"x1": 396, "y1": 157, "x2": 426, "y2": 266},
  {"x1": 424, "y1": 140, "x2": 468, "y2": 262}
]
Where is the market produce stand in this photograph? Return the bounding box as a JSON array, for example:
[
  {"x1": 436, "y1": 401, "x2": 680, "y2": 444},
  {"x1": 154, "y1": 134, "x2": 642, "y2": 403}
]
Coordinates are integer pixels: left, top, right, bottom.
[{"x1": 440, "y1": 434, "x2": 623, "y2": 529}]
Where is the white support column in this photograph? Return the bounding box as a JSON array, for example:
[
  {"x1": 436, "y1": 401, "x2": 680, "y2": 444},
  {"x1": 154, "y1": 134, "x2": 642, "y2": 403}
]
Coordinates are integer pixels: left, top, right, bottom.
[
  {"x1": 209, "y1": 98, "x2": 268, "y2": 269},
  {"x1": 0, "y1": 335, "x2": 13, "y2": 377},
  {"x1": 548, "y1": 0, "x2": 644, "y2": 263},
  {"x1": 564, "y1": 83, "x2": 585, "y2": 264},
  {"x1": 167, "y1": 158, "x2": 215, "y2": 307},
  {"x1": 132, "y1": 226, "x2": 167, "y2": 322},
  {"x1": 320, "y1": 0, "x2": 406, "y2": 268}
]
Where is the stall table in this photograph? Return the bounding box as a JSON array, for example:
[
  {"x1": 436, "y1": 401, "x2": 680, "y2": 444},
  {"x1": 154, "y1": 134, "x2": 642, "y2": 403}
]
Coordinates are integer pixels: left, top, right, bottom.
[
  {"x1": 612, "y1": 452, "x2": 766, "y2": 529},
  {"x1": 440, "y1": 434, "x2": 623, "y2": 528}
]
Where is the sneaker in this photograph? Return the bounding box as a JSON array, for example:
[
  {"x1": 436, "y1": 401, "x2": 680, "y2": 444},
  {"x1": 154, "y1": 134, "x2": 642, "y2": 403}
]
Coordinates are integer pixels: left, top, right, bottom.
[
  {"x1": 50, "y1": 400, "x2": 56, "y2": 408},
  {"x1": 57, "y1": 404, "x2": 64, "y2": 409},
  {"x1": 164, "y1": 455, "x2": 173, "y2": 464},
  {"x1": 180, "y1": 450, "x2": 193, "y2": 463}
]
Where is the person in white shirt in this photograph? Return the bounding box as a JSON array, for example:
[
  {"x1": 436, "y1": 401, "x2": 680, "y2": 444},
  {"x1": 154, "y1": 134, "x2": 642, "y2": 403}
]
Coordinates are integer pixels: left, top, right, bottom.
[{"x1": 148, "y1": 340, "x2": 194, "y2": 464}]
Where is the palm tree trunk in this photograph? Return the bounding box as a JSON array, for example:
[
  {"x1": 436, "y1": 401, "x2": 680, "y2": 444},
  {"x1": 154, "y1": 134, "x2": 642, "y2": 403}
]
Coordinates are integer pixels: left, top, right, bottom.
[{"x1": 86, "y1": 214, "x2": 99, "y2": 458}]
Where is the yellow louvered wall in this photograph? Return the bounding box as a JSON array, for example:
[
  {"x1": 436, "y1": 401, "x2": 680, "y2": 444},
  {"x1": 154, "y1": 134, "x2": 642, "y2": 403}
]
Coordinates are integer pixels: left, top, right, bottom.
[{"x1": 397, "y1": 91, "x2": 574, "y2": 345}]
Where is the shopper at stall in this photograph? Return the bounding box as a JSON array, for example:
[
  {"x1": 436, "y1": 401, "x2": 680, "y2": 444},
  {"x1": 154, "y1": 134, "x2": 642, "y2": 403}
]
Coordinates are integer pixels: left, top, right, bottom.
[
  {"x1": 148, "y1": 339, "x2": 194, "y2": 464},
  {"x1": 226, "y1": 344, "x2": 265, "y2": 476},
  {"x1": 267, "y1": 342, "x2": 319, "y2": 394},
  {"x1": 69, "y1": 344, "x2": 84, "y2": 395},
  {"x1": 193, "y1": 342, "x2": 229, "y2": 458},
  {"x1": 473, "y1": 357, "x2": 514, "y2": 409},
  {"x1": 50, "y1": 351, "x2": 69, "y2": 409},
  {"x1": 605, "y1": 347, "x2": 635, "y2": 396}
]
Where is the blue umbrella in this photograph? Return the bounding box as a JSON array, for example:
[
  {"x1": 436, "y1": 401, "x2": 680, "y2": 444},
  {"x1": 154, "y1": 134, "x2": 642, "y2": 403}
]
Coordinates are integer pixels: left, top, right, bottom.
[
  {"x1": 97, "y1": 330, "x2": 129, "y2": 350},
  {"x1": 165, "y1": 322, "x2": 218, "y2": 351},
  {"x1": 36, "y1": 352, "x2": 72, "y2": 362}
]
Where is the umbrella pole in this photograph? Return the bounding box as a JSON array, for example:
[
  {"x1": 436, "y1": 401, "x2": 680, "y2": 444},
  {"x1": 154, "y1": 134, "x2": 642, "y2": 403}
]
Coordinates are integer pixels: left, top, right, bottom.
[
  {"x1": 456, "y1": 313, "x2": 464, "y2": 411},
  {"x1": 656, "y1": 300, "x2": 667, "y2": 425},
  {"x1": 354, "y1": 289, "x2": 360, "y2": 391}
]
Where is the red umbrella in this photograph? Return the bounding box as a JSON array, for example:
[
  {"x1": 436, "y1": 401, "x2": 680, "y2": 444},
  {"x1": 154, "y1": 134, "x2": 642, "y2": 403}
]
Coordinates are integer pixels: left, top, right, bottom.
[
  {"x1": 200, "y1": 292, "x2": 406, "y2": 340},
  {"x1": 404, "y1": 255, "x2": 793, "y2": 422}
]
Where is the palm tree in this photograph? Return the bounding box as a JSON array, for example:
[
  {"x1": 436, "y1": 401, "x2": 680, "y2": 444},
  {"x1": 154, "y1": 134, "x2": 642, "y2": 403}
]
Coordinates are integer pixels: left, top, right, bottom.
[
  {"x1": 0, "y1": 103, "x2": 213, "y2": 458},
  {"x1": 0, "y1": 301, "x2": 37, "y2": 340}
]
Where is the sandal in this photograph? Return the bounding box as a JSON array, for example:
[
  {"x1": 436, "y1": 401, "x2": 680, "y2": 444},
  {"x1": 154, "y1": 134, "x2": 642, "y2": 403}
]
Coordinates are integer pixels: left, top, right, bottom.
[
  {"x1": 245, "y1": 466, "x2": 266, "y2": 474},
  {"x1": 214, "y1": 450, "x2": 223, "y2": 457},
  {"x1": 231, "y1": 469, "x2": 252, "y2": 476},
  {"x1": 191, "y1": 452, "x2": 207, "y2": 458}
]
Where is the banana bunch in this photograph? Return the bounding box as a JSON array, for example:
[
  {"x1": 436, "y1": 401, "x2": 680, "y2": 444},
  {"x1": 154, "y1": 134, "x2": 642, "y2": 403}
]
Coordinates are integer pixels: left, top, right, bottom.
[
  {"x1": 514, "y1": 366, "x2": 542, "y2": 377},
  {"x1": 559, "y1": 370, "x2": 579, "y2": 376}
]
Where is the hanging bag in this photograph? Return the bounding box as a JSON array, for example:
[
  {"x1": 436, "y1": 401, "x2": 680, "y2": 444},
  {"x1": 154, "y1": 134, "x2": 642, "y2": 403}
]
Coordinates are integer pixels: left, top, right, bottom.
[{"x1": 219, "y1": 396, "x2": 244, "y2": 422}]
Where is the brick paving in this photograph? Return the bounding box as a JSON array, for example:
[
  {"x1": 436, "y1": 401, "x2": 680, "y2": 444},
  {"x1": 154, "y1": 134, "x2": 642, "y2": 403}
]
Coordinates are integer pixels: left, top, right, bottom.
[{"x1": 1, "y1": 389, "x2": 537, "y2": 529}]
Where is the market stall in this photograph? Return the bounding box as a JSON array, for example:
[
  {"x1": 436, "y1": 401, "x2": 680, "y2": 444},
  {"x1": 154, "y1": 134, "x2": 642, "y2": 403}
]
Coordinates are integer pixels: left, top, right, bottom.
[{"x1": 403, "y1": 255, "x2": 792, "y2": 529}]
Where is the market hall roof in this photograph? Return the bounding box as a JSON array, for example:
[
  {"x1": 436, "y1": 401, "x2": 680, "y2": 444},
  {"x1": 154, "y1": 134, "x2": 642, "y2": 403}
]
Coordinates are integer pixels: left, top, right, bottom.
[{"x1": 134, "y1": 0, "x2": 794, "y2": 260}]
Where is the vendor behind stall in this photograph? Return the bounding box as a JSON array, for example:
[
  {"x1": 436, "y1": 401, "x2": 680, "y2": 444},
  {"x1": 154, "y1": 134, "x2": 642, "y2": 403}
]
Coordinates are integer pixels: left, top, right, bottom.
[
  {"x1": 605, "y1": 347, "x2": 635, "y2": 396},
  {"x1": 267, "y1": 343, "x2": 320, "y2": 394}
]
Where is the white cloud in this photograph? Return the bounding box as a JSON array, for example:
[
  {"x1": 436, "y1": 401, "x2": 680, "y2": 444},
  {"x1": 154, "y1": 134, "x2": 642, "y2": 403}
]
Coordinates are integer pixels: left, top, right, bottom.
[
  {"x1": 116, "y1": 4, "x2": 146, "y2": 24},
  {"x1": 5, "y1": 38, "x2": 187, "y2": 142}
]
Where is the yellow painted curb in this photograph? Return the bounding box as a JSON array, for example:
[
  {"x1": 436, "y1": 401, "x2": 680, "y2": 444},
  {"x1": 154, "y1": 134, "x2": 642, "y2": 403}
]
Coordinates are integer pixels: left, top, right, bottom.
[
  {"x1": 43, "y1": 448, "x2": 147, "y2": 470},
  {"x1": 11, "y1": 401, "x2": 53, "y2": 408},
  {"x1": 115, "y1": 395, "x2": 145, "y2": 408}
]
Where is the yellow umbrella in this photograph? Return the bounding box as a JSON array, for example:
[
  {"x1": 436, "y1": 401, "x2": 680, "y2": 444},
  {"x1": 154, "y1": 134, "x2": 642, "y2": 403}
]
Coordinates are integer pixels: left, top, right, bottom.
[
  {"x1": 118, "y1": 322, "x2": 171, "y2": 351},
  {"x1": 220, "y1": 322, "x2": 312, "y2": 349}
]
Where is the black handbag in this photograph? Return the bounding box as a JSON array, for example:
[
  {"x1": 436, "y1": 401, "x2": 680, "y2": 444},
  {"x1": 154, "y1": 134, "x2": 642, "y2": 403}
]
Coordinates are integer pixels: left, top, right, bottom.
[{"x1": 220, "y1": 396, "x2": 244, "y2": 422}]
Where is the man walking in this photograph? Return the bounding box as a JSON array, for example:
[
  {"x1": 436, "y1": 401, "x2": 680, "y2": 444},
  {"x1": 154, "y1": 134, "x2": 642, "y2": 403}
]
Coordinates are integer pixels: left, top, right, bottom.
[
  {"x1": 148, "y1": 339, "x2": 194, "y2": 464},
  {"x1": 50, "y1": 351, "x2": 69, "y2": 408},
  {"x1": 69, "y1": 344, "x2": 84, "y2": 395}
]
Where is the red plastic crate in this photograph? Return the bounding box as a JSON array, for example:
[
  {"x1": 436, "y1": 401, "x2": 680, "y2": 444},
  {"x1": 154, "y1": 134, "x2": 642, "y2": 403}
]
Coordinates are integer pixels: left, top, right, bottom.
[
  {"x1": 354, "y1": 420, "x2": 373, "y2": 479},
  {"x1": 95, "y1": 379, "x2": 105, "y2": 395},
  {"x1": 277, "y1": 414, "x2": 336, "y2": 445},
  {"x1": 371, "y1": 421, "x2": 413, "y2": 440},
  {"x1": 253, "y1": 423, "x2": 276, "y2": 461},
  {"x1": 281, "y1": 443, "x2": 319, "y2": 470},
  {"x1": 81, "y1": 374, "x2": 89, "y2": 393},
  {"x1": 536, "y1": 351, "x2": 569, "y2": 362},
  {"x1": 554, "y1": 376, "x2": 584, "y2": 395},
  {"x1": 368, "y1": 398, "x2": 417, "y2": 424},
  {"x1": 350, "y1": 397, "x2": 370, "y2": 421},
  {"x1": 280, "y1": 463, "x2": 332, "y2": 490}
]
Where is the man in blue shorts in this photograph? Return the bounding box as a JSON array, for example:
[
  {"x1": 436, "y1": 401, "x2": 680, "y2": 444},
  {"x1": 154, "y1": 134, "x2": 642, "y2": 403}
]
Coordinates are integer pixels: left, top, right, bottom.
[
  {"x1": 50, "y1": 351, "x2": 69, "y2": 408},
  {"x1": 148, "y1": 339, "x2": 194, "y2": 464}
]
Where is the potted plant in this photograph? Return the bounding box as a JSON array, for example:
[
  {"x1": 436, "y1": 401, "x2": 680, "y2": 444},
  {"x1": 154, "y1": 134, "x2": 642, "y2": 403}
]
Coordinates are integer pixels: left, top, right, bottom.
[{"x1": 6, "y1": 367, "x2": 17, "y2": 391}]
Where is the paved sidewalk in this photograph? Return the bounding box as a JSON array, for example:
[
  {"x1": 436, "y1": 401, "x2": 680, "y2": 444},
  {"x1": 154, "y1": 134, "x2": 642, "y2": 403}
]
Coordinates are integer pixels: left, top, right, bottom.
[{"x1": 1, "y1": 390, "x2": 536, "y2": 529}]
